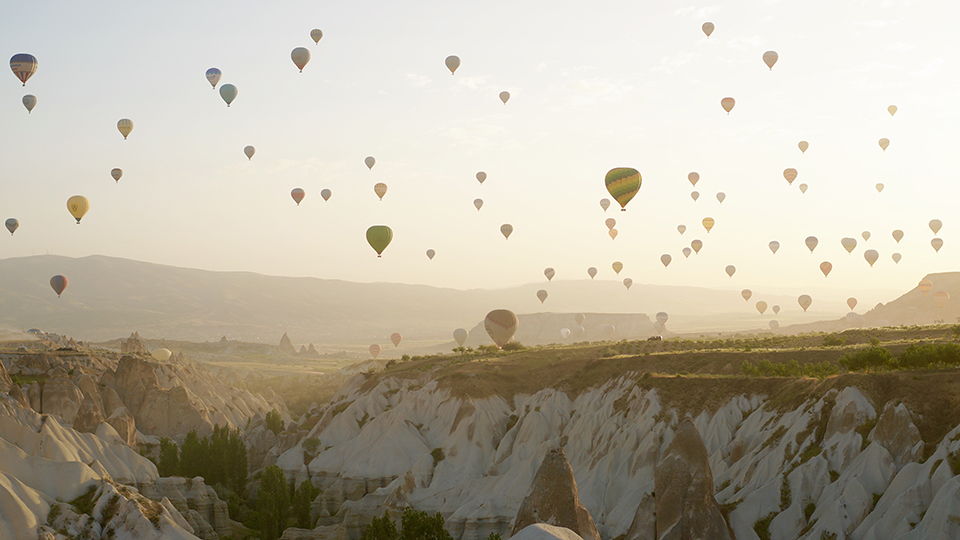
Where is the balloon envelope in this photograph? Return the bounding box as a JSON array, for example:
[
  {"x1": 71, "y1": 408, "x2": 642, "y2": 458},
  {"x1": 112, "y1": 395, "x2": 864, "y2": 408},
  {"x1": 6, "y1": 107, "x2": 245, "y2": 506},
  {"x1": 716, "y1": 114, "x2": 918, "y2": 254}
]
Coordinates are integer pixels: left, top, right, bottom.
[
  {"x1": 560, "y1": 328, "x2": 571, "y2": 339},
  {"x1": 932, "y1": 238, "x2": 944, "y2": 252},
  {"x1": 445, "y1": 55, "x2": 461, "y2": 74},
  {"x1": 783, "y1": 168, "x2": 798, "y2": 185},
  {"x1": 67, "y1": 196, "x2": 90, "y2": 223},
  {"x1": 574, "y1": 313, "x2": 585, "y2": 325},
  {"x1": 756, "y1": 301, "x2": 768, "y2": 315},
  {"x1": 374, "y1": 182, "x2": 388, "y2": 200},
  {"x1": 892, "y1": 230, "x2": 904, "y2": 243},
  {"x1": 798, "y1": 295, "x2": 812, "y2": 312},
  {"x1": 930, "y1": 219, "x2": 943, "y2": 234},
  {"x1": 841, "y1": 238, "x2": 857, "y2": 253},
  {"x1": 474, "y1": 199, "x2": 483, "y2": 211},
  {"x1": 22, "y1": 94, "x2": 36, "y2": 113},
  {"x1": 454, "y1": 328, "x2": 468, "y2": 347},
  {"x1": 50, "y1": 275, "x2": 67, "y2": 297},
  {"x1": 934, "y1": 291, "x2": 950, "y2": 309},
  {"x1": 477, "y1": 171, "x2": 486, "y2": 184},
  {"x1": 117, "y1": 119, "x2": 134, "y2": 139},
  {"x1": 660, "y1": 254, "x2": 671, "y2": 268},
  {"x1": 484, "y1": 309, "x2": 518, "y2": 348},
  {"x1": 716, "y1": 192, "x2": 726, "y2": 203},
  {"x1": 919, "y1": 280, "x2": 933, "y2": 296},
  {"x1": 820, "y1": 261, "x2": 832, "y2": 277},
  {"x1": 10, "y1": 54, "x2": 38, "y2": 86},
  {"x1": 499, "y1": 91, "x2": 510, "y2": 104},
  {"x1": 151, "y1": 348, "x2": 172, "y2": 361},
  {"x1": 682, "y1": 247, "x2": 692, "y2": 258},
  {"x1": 691, "y1": 191, "x2": 700, "y2": 202},
  {"x1": 111, "y1": 168, "x2": 122, "y2": 182},
  {"x1": 604, "y1": 168, "x2": 642, "y2": 210},
  {"x1": 769, "y1": 241, "x2": 780, "y2": 254},
  {"x1": 702, "y1": 217, "x2": 715, "y2": 232},
  {"x1": 605, "y1": 218, "x2": 616, "y2": 230},
  {"x1": 500, "y1": 224, "x2": 513, "y2": 239},
  {"x1": 799, "y1": 184, "x2": 808, "y2": 194},
  {"x1": 391, "y1": 333, "x2": 403, "y2": 347},
  {"x1": 5, "y1": 218, "x2": 18, "y2": 235},
  {"x1": 656, "y1": 312, "x2": 668, "y2": 325},
  {"x1": 612, "y1": 262, "x2": 623, "y2": 274},
  {"x1": 677, "y1": 225, "x2": 686, "y2": 234},
  {"x1": 291, "y1": 47, "x2": 311, "y2": 72},
  {"x1": 691, "y1": 239, "x2": 703, "y2": 254},
  {"x1": 688, "y1": 172, "x2": 699, "y2": 186},
  {"x1": 537, "y1": 290, "x2": 548, "y2": 303},
  {"x1": 725, "y1": 265, "x2": 736, "y2": 278},
  {"x1": 798, "y1": 141, "x2": 809, "y2": 153},
  {"x1": 365, "y1": 156, "x2": 376, "y2": 170},
  {"x1": 599, "y1": 198, "x2": 610, "y2": 211},
  {"x1": 366, "y1": 226, "x2": 394, "y2": 256},
  {"x1": 805, "y1": 236, "x2": 818, "y2": 253},
  {"x1": 864, "y1": 249, "x2": 879, "y2": 266},
  {"x1": 762, "y1": 51, "x2": 778, "y2": 70},
  {"x1": 888, "y1": 105, "x2": 897, "y2": 116},
  {"x1": 205, "y1": 68, "x2": 221, "y2": 88},
  {"x1": 879, "y1": 138, "x2": 889, "y2": 151},
  {"x1": 426, "y1": 249, "x2": 436, "y2": 260},
  {"x1": 847, "y1": 298, "x2": 858, "y2": 311},
  {"x1": 311, "y1": 29, "x2": 323, "y2": 43},
  {"x1": 369, "y1": 344, "x2": 381, "y2": 358},
  {"x1": 587, "y1": 267, "x2": 597, "y2": 279},
  {"x1": 702, "y1": 22, "x2": 714, "y2": 36},
  {"x1": 769, "y1": 320, "x2": 780, "y2": 330},
  {"x1": 608, "y1": 229, "x2": 618, "y2": 240},
  {"x1": 544, "y1": 268, "x2": 555, "y2": 281},
  {"x1": 741, "y1": 289, "x2": 752, "y2": 301},
  {"x1": 321, "y1": 189, "x2": 331, "y2": 201},
  {"x1": 892, "y1": 253, "x2": 902, "y2": 264},
  {"x1": 219, "y1": 84, "x2": 238, "y2": 107},
  {"x1": 720, "y1": 97, "x2": 735, "y2": 114},
  {"x1": 876, "y1": 183, "x2": 884, "y2": 193},
  {"x1": 244, "y1": 146, "x2": 255, "y2": 160},
  {"x1": 291, "y1": 188, "x2": 305, "y2": 205},
  {"x1": 772, "y1": 305, "x2": 780, "y2": 314}
]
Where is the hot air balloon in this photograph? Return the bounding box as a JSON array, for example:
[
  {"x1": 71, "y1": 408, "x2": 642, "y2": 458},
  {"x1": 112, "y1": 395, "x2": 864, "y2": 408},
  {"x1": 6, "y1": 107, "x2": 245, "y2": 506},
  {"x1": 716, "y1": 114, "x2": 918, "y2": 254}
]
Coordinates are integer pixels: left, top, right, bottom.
[
  {"x1": 932, "y1": 238, "x2": 944, "y2": 253},
  {"x1": 656, "y1": 312, "x2": 668, "y2": 326},
  {"x1": 769, "y1": 241, "x2": 780, "y2": 254},
  {"x1": 604, "y1": 168, "x2": 642, "y2": 211},
  {"x1": 702, "y1": 22, "x2": 714, "y2": 37},
  {"x1": 111, "y1": 168, "x2": 123, "y2": 183},
  {"x1": 374, "y1": 183, "x2": 388, "y2": 200},
  {"x1": 22, "y1": 94, "x2": 36, "y2": 113},
  {"x1": 661, "y1": 254, "x2": 672, "y2": 268},
  {"x1": 799, "y1": 184, "x2": 808, "y2": 194},
  {"x1": 919, "y1": 280, "x2": 933, "y2": 296},
  {"x1": 244, "y1": 146, "x2": 255, "y2": 160},
  {"x1": 716, "y1": 192, "x2": 726, "y2": 203},
  {"x1": 688, "y1": 172, "x2": 700, "y2": 186},
  {"x1": 888, "y1": 105, "x2": 897, "y2": 116},
  {"x1": 477, "y1": 171, "x2": 487, "y2": 184},
  {"x1": 876, "y1": 183, "x2": 884, "y2": 193},
  {"x1": 291, "y1": 47, "x2": 311, "y2": 72},
  {"x1": 892, "y1": 230, "x2": 903, "y2": 243},
  {"x1": 930, "y1": 220, "x2": 943, "y2": 234},
  {"x1": 454, "y1": 328, "x2": 468, "y2": 346},
  {"x1": 365, "y1": 156, "x2": 376, "y2": 170},
  {"x1": 574, "y1": 313, "x2": 585, "y2": 326},
  {"x1": 741, "y1": 289, "x2": 752, "y2": 301},
  {"x1": 691, "y1": 191, "x2": 700, "y2": 202},
  {"x1": 624, "y1": 278, "x2": 634, "y2": 290},
  {"x1": 587, "y1": 267, "x2": 597, "y2": 279},
  {"x1": 10, "y1": 54, "x2": 37, "y2": 86},
  {"x1": 366, "y1": 226, "x2": 393, "y2": 257},
  {"x1": 501, "y1": 224, "x2": 513, "y2": 239},
  {"x1": 219, "y1": 84, "x2": 238, "y2": 107},
  {"x1": 117, "y1": 119, "x2": 134, "y2": 139},
  {"x1": 678, "y1": 225, "x2": 686, "y2": 235},
  {"x1": 725, "y1": 265, "x2": 736, "y2": 278},
  {"x1": 756, "y1": 301, "x2": 768, "y2": 315},
  {"x1": 769, "y1": 320, "x2": 780, "y2": 330},
  {"x1": 879, "y1": 138, "x2": 889, "y2": 151},
  {"x1": 691, "y1": 239, "x2": 703, "y2": 254},
  {"x1": 805, "y1": 236, "x2": 818, "y2": 253},
  {"x1": 861, "y1": 231, "x2": 871, "y2": 241},
  {"x1": 67, "y1": 196, "x2": 90, "y2": 224},
  {"x1": 499, "y1": 91, "x2": 510, "y2": 104},
  {"x1": 205, "y1": 68, "x2": 221, "y2": 89},
  {"x1": 772, "y1": 305, "x2": 780, "y2": 315},
  {"x1": 820, "y1": 261, "x2": 832, "y2": 277},
  {"x1": 600, "y1": 324, "x2": 616, "y2": 339},
  {"x1": 5, "y1": 218, "x2": 19, "y2": 235},
  {"x1": 50, "y1": 275, "x2": 67, "y2": 297},
  {"x1": 484, "y1": 309, "x2": 518, "y2": 348},
  {"x1": 762, "y1": 51, "x2": 779, "y2": 70},
  {"x1": 474, "y1": 199, "x2": 483, "y2": 211},
  {"x1": 560, "y1": 328, "x2": 571, "y2": 339},
  {"x1": 702, "y1": 217, "x2": 715, "y2": 232},
  {"x1": 599, "y1": 198, "x2": 610, "y2": 212},
  {"x1": 847, "y1": 298, "x2": 858, "y2": 311},
  {"x1": 612, "y1": 262, "x2": 623, "y2": 274},
  {"x1": 608, "y1": 229, "x2": 618, "y2": 240},
  {"x1": 151, "y1": 348, "x2": 172, "y2": 361},
  {"x1": 798, "y1": 295, "x2": 812, "y2": 312},
  {"x1": 369, "y1": 344, "x2": 381, "y2": 358},
  {"x1": 445, "y1": 55, "x2": 461, "y2": 74},
  {"x1": 321, "y1": 189, "x2": 331, "y2": 201},
  {"x1": 544, "y1": 268, "x2": 555, "y2": 281},
  {"x1": 864, "y1": 249, "x2": 879, "y2": 267},
  {"x1": 934, "y1": 291, "x2": 950, "y2": 309},
  {"x1": 892, "y1": 253, "x2": 901, "y2": 264},
  {"x1": 391, "y1": 333, "x2": 403, "y2": 347},
  {"x1": 605, "y1": 218, "x2": 616, "y2": 230},
  {"x1": 841, "y1": 238, "x2": 857, "y2": 253},
  {"x1": 311, "y1": 29, "x2": 323, "y2": 43},
  {"x1": 783, "y1": 168, "x2": 798, "y2": 185},
  {"x1": 426, "y1": 249, "x2": 435, "y2": 260},
  {"x1": 682, "y1": 247, "x2": 692, "y2": 258},
  {"x1": 798, "y1": 141, "x2": 809, "y2": 154},
  {"x1": 721, "y1": 97, "x2": 735, "y2": 114},
  {"x1": 291, "y1": 188, "x2": 305, "y2": 205}
]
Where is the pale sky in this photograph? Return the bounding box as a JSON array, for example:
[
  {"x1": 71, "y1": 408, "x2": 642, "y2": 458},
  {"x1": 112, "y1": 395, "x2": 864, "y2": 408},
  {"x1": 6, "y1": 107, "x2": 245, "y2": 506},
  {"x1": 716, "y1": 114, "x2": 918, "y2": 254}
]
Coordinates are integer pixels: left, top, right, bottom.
[{"x1": 2, "y1": 0, "x2": 958, "y2": 314}]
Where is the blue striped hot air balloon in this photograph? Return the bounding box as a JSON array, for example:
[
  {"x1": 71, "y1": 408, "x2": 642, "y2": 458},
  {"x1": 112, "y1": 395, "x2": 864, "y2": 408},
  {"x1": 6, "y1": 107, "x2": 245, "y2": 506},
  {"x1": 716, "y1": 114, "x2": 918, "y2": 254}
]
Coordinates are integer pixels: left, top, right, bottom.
[{"x1": 10, "y1": 54, "x2": 38, "y2": 86}]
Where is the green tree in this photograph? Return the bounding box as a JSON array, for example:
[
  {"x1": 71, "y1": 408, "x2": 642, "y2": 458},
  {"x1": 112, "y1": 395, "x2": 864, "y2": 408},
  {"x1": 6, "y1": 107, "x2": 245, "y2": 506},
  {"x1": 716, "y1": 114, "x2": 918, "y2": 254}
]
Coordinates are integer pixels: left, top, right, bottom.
[
  {"x1": 258, "y1": 465, "x2": 291, "y2": 540},
  {"x1": 179, "y1": 430, "x2": 208, "y2": 479},
  {"x1": 157, "y1": 437, "x2": 179, "y2": 477},
  {"x1": 361, "y1": 512, "x2": 399, "y2": 540},
  {"x1": 400, "y1": 508, "x2": 453, "y2": 540},
  {"x1": 293, "y1": 480, "x2": 320, "y2": 529},
  {"x1": 266, "y1": 410, "x2": 284, "y2": 436}
]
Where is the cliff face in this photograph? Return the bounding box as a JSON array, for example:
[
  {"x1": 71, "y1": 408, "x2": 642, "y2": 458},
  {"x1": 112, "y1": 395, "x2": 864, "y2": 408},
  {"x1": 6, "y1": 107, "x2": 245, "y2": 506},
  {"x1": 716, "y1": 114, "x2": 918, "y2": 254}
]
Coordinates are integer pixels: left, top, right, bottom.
[{"x1": 270, "y1": 374, "x2": 960, "y2": 540}]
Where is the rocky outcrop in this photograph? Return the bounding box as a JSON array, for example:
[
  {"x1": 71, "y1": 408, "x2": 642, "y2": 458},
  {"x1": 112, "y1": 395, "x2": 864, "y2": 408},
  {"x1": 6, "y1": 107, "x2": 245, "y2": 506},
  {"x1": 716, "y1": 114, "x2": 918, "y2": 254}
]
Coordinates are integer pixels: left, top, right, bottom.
[
  {"x1": 108, "y1": 406, "x2": 138, "y2": 446},
  {"x1": 8, "y1": 383, "x2": 29, "y2": 408},
  {"x1": 120, "y1": 331, "x2": 150, "y2": 354},
  {"x1": 0, "y1": 360, "x2": 11, "y2": 393},
  {"x1": 513, "y1": 524, "x2": 587, "y2": 540},
  {"x1": 40, "y1": 373, "x2": 83, "y2": 423},
  {"x1": 101, "y1": 355, "x2": 161, "y2": 414},
  {"x1": 141, "y1": 476, "x2": 232, "y2": 539},
  {"x1": 279, "y1": 333, "x2": 297, "y2": 355},
  {"x1": 511, "y1": 447, "x2": 601, "y2": 540},
  {"x1": 870, "y1": 402, "x2": 923, "y2": 469},
  {"x1": 137, "y1": 385, "x2": 213, "y2": 440},
  {"x1": 654, "y1": 419, "x2": 731, "y2": 540},
  {"x1": 73, "y1": 392, "x2": 106, "y2": 434}
]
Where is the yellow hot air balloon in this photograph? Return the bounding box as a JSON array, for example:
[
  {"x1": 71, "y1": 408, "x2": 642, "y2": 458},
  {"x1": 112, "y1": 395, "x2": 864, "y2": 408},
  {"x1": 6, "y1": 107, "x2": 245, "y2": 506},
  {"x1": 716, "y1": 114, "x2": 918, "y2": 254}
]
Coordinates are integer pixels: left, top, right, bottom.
[
  {"x1": 661, "y1": 254, "x2": 672, "y2": 268},
  {"x1": 934, "y1": 290, "x2": 950, "y2": 309},
  {"x1": 847, "y1": 298, "x2": 858, "y2": 311},
  {"x1": 756, "y1": 301, "x2": 768, "y2": 315},
  {"x1": 805, "y1": 236, "x2": 818, "y2": 253},
  {"x1": 291, "y1": 47, "x2": 311, "y2": 72},
  {"x1": 798, "y1": 294, "x2": 812, "y2": 312},
  {"x1": 484, "y1": 309, "x2": 518, "y2": 348},
  {"x1": 117, "y1": 119, "x2": 133, "y2": 140},
  {"x1": 609, "y1": 229, "x2": 618, "y2": 240},
  {"x1": 499, "y1": 91, "x2": 510, "y2": 104},
  {"x1": 537, "y1": 290, "x2": 548, "y2": 304},
  {"x1": 720, "y1": 97, "x2": 735, "y2": 114},
  {"x1": 741, "y1": 289, "x2": 752, "y2": 301},
  {"x1": 691, "y1": 239, "x2": 703, "y2": 254},
  {"x1": 783, "y1": 168, "x2": 798, "y2": 185},
  {"x1": 762, "y1": 51, "x2": 778, "y2": 70},
  {"x1": 918, "y1": 279, "x2": 933, "y2": 296},
  {"x1": 725, "y1": 265, "x2": 736, "y2": 278},
  {"x1": 930, "y1": 219, "x2": 943, "y2": 234},
  {"x1": 702, "y1": 217, "x2": 715, "y2": 232},
  {"x1": 841, "y1": 237, "x2": 857, "y2": 253},
  {"x1": 769, "y1": 241, "x2": 780, "y2": 254},
  {"x1": 688, "y1": 172, "x2": 700, "y2": 186},
  {"x1": 67, "y1": 196, "x2": 90, "y2": 224},
  {"x1": 892, "y1": 253, "x2": 902, "y2": 264},
  {"x1": 501, "y1": 224, "x2": 513, "y2": 239},
  {"x1": 604, "y1": 168, "x2": 642, "y2": 211},
  {"x1": 864, "y1": 249, "x2": 879, "y2": 267},
  {"x1": 151, "y1": 348, "x2": 172, "y2": 361},
  {"x1": 892, "y1": 230, "x2": 904, "y2": 243},
  {"x1": 311, "y1": 29, "x2": 323, "y2": 43},
  {"x1": 623, "y1": 278, "x2": 633, "y2": 290},
  {"x1": 702, "y1": 22, "x2": 714, "y2": 37},
  {"x1": 445, "y1": 55, "x2": 461, "y2": 74},
  {"x1": 374, "y1": 182, "x2": 388, "y2": 200},
  {"x1": 544, "y1": 267, "x2": 555, "y2": 281},
  {"x1": 677, "y1": 225, "x2": 686, "y2": 235},
  {"x1": 820, "y1": 261, "x2": 832, "y2": 277},
  {"x1": 888, "y1": 105, "x2": 897, "y2": 116},
  {"x1": 587, "y1": 267, "x2": 597, "y2": 279},
  {"x1": 612, "y1": 262, "x2": 623, "y2": 274},
  {"x1": 798, "y1": 141, "x2": 809, "y2": 154},
  {"x1": 932, "y1": 238, "x2": 944, "y2": 253},
  {"x1": 879, "y1": 138, "x2": 889, "y2": 151},
  {"x1": 874, "y1": 183, "x2": 884, "y2": 193}
]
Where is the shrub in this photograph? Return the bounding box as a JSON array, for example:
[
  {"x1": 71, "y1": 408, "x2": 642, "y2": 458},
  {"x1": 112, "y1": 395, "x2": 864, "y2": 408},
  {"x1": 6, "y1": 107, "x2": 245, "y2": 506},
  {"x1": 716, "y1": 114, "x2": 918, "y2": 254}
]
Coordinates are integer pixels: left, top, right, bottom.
[
  {"x1": 431, "y1": 447, "x2": 445, "y2": 467},
  {"x1": 754, "y1": 512, "x2": 777, "y2": 540},
  {"x1": 362, "y1": 511, "x2": 399, "y2": 540},
  {"x1": 839, "y1": 347, "x2": 891, "y2": 372},
  {"x1": 265, "y1": 410, "x2": 284, "y2": 436},
  {"x1": 501, "y1": 341, "x2": 525, "y2": 352},
  {"x1": 823, "y1": 335, "x2": 846, "y2": 347},
  {"x1": 898, "y1": 343, "x2": 960, "y2": 370}
]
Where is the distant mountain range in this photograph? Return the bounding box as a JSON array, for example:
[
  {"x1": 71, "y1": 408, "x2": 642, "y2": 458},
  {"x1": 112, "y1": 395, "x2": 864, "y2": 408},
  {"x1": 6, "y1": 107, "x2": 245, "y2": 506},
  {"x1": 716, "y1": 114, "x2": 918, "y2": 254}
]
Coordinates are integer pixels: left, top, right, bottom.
[{"x1": 0, "y1": 255, "x2": 952, "y2": 345}]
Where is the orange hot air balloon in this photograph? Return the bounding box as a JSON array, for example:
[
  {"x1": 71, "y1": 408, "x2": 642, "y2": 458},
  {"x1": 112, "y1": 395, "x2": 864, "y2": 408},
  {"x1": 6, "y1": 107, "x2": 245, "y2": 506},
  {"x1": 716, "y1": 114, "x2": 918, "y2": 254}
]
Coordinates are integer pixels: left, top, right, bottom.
[
  {"x1": 390, "y1": 333, "x2": 402, "y2": 347},
  {"x1": 609, "y1": 229, "x2": 618, "y2": 240},
  {"x1": 798, "y1": 294, "x2": 812, "y2": 312},
  {"x1": 741, "y1": 289, "x2": 752, "y2": 301},
  {"x1": 820, "y1": 261, "x2": 832, "y2": 277},
  {"x1": 50, "y1": 275, "x2": 68, "y2": 297},
  {"x1": 934, "y1": 291, "x2": 950, "y2": 309},
  {"x1": 918, "y1": 280, "x2": 933, "y2": 296},
  {"x1": 783, "y1": 168, "x2": 798, "y2": 185},
  {"x1": 721, "y1": 97, "x2": 735, "y2": 114},
  {"x1": 369, "y1": 344, "x2": 381, "y2": 358},
  {"x1": 702, "y1": 217, "x2": 715, "y2": 232},
  {"x1": 484, "y1": 309, "x2": 518, "y2": 348},
  {"x1": 847, "y1": 298, "x2": 858, "y2": 311}
]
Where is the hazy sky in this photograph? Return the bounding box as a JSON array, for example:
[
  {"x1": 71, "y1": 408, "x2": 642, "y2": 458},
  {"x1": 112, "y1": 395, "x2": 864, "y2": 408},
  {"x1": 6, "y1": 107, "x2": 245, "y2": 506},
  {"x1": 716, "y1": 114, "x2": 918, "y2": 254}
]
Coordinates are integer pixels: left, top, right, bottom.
[{"x1": 2, "y1": 0, "x2": 958, "y2": 312}]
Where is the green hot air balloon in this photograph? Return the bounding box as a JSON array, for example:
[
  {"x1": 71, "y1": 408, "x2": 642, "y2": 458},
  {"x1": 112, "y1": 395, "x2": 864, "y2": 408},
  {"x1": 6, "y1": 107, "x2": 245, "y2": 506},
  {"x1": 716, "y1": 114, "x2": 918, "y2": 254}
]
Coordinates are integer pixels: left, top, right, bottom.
[
  {"x1": 366, "y1": 225, "x2": 393, "y2": 257},
  {"x1": 604, "y1": 168, "x2": 641, "y2": 211},
  {"x1": 219, "y1": 84, "x2": 238, "y2": 107}
]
